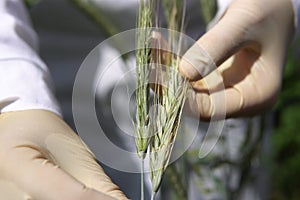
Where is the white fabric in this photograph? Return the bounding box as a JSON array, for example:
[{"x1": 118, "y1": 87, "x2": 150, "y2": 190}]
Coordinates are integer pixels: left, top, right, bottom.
[{"x1": 0, "y1": 0, "x2": 60, "y2": 115}]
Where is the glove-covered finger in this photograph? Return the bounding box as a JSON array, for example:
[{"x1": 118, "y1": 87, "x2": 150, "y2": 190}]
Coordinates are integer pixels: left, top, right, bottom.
[{"x1": 0, "y1": 110, "x2": 127, "y2": 200}]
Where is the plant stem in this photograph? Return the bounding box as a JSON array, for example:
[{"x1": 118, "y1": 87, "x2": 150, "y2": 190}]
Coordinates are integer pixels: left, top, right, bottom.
[
  {"x1": 141, "y1": 158, "x2": 145, "y2": 200},
  {"x1": 151, "y1": 191, "x2": 156, "y2": 200}
]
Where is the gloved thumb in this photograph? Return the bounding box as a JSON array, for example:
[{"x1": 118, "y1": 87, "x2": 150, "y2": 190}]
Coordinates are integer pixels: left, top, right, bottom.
[{"x1": 179, "y1": 5, "x2": 251, "y2": 81}]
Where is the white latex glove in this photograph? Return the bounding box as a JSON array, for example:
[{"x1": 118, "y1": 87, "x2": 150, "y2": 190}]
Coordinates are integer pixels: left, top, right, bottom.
[
  {"x1": 179, "y1": 0, "x2": 295, "y2": 119},
  {"x1": 0, "y1": 110, "x2": 127, "y2": 200}
]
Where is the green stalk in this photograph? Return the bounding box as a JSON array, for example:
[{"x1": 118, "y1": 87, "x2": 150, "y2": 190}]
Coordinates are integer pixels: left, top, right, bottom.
[
  {"x1": 149, "y1": 0, "x2": 187, "y2": 196},
  {"x1": 136, "y1": 0, "x2": 187, "y2": 198},
  {"x1": 141, "y1": 158, "x2": 145, "y2": 200},
  {"x1": 151, "y1": 191, "x2": 155, "y2": 200},
  {"x1": 135, "y1": 1, "x2": 155, "y2": 200},
  {"x1": 135, "y1": 0, "x2": 154, "y2": 158}
]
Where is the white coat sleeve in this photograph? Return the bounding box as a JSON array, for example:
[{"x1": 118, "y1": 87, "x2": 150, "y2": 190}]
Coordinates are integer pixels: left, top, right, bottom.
[{"x1": 0, "y1": 0, "x2": 61, "y2": 115}]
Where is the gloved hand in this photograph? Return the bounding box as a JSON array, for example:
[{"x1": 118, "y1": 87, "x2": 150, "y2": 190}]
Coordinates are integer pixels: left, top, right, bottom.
[
  {"x1": 0, "y1": 110, "x2": 127, "y2": 200},
  {"x1": 179, "y1": 0, "x2": 295, "y2": 119}
]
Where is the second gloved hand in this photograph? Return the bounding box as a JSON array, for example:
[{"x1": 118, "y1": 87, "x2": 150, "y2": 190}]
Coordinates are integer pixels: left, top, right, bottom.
[{"x1": 0, "y1": 110, "x2": 128, "y2": 200}]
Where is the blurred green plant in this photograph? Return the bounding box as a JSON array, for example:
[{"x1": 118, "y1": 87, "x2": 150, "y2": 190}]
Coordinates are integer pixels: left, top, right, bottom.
[
  {"x1": 69, "y1": 0, "x2": 119, "y2": 38},
  {"x1": 24, "y1": 0, "x2": 41, "y2": 8},
  {"x1": 271, "y1": 38, "x2": 300, "y2": 200},
  {"x1": 199, "y1": 0, "x2": 218, "y2": 25}
]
